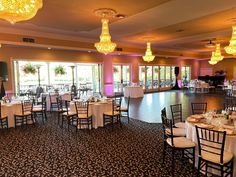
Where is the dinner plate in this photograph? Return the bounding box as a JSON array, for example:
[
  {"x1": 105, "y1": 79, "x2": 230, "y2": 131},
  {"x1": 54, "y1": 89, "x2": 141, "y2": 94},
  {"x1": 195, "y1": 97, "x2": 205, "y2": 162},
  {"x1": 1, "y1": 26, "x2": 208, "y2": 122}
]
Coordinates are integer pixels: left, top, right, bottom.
[
  {"x1": 187, "y1": 117, "x2": 199, "y2": 123},
  {"x1": 197, "y1": 123, "x2": 214, "y2": 129},
  {"x1": 191, "y1": 114, "x2": 203, "y2": 119}
]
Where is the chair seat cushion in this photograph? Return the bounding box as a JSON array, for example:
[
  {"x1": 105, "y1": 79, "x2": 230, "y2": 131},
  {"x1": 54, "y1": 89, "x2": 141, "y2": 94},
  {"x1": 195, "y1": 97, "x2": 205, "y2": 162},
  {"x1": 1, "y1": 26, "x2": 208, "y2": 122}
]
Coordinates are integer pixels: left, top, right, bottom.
[
  {"x1": 77, "y1": 114, "x2": 92, "y2": 119},
  {"x1": 175, "y1": 122, "x2": 186, "y2": 129},
  {"x1": 33, "y1": 105, "x2": 42, "y2": 109},
  {"x1": 58, "y1": 108, "x2": 67, "y2": 112},
  {"x1": 103, "y1": 111, "x2": 120, "y2": 116},
  {"x1": 62, "y1": 112, "x2": 77, "y2": 116},
  {"x1": 33, "y1": 107, "x2": 44, "y2": 112},
  {"x1": 166, "y1": 128, "x2": 186, "y2": 137},
  {"x1": 201, "y1": 149, "x2": 233, "y2": 164},
  {"x1": 167, "y1": 137, "x2": 195, "y2": 148},
  {"x1": 15, "y1": 111, "x2": 32, "y2": 116},
  {"x1": 119, "y1": 107, "x2": 128, "y2": 112}
]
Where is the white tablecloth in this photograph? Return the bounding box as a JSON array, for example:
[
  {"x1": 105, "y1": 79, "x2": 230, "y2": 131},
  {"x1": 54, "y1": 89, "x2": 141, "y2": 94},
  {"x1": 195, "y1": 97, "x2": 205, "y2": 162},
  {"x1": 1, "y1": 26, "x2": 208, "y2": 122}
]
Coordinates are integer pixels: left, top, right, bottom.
[
  {"x1": 1, "y1": 102, "x2": 22, "y2": 128},
  {"x1": 70, "y1": 101, "x2": 112, "y2": 128},
  {"x1": 124, "y1": 86, "x2": 144, "y2": 98},
  {"x1": 186, "y1": 121, "x2": 236, "y2": 176},
  {"x1": 45, "y1": 93, "x2": 71, "y2": 111}
]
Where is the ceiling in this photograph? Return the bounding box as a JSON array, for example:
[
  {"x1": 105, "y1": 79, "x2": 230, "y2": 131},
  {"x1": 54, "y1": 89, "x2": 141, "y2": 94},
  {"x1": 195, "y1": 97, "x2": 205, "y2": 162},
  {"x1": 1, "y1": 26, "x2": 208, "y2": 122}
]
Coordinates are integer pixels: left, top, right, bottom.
[{"x1": 0, "y1": 0, "x2": 236, "y2": 58}]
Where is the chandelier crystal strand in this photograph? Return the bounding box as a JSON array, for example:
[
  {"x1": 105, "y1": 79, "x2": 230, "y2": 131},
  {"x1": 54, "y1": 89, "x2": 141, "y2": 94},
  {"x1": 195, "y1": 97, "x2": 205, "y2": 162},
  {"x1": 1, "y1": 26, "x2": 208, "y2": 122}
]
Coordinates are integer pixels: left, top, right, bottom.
[
  {"x1": 142, "y1": 42, "x2": 155, "y2": 62},
  {"x1": 0, "y1": 0, "x2": 43, "y2": 24},
  {"x1": 212, "y1": 44, "x2": 224, "y2": 62},
  {"x1": 208, "y1": 52, "x2": 218, "y2": 65},
  {"x1": 225, "y1": 26, "x2": 236, "y2": 55},
  {"x1": 94, "y1": 18, "x2": 116, "y2": 55}
]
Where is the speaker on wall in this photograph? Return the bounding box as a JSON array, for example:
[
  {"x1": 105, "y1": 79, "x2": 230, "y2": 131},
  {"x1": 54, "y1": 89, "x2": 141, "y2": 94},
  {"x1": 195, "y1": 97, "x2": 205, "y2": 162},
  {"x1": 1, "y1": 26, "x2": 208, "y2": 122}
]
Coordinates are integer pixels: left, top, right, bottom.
[
  {"x1": 174, "y1": 67, "x2": 179, "y2": 76},
  {"x1": 0, "y1": 62, "x2": 8, "y2": 81}
]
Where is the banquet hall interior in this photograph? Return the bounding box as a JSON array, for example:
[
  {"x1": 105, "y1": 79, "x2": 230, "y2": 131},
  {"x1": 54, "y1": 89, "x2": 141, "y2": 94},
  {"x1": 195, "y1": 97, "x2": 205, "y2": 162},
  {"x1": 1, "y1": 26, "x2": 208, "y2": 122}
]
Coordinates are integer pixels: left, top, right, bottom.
[{"x1": 1, "y1": 0, "x2": 236, "y2": 176}]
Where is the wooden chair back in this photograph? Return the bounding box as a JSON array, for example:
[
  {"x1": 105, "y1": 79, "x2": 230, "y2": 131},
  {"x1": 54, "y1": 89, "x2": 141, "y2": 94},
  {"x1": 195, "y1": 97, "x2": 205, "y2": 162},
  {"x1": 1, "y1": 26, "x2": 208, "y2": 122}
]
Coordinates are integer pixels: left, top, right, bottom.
[
  {"x1": 195, "y1": 126, "x2": 226, "y2": 164},
  {"x1": 191, "y1": 102, "x2": 207, "y2": 114},
  {"x1": 170, "y1": 104, "x2": 182, "y2": 124}
]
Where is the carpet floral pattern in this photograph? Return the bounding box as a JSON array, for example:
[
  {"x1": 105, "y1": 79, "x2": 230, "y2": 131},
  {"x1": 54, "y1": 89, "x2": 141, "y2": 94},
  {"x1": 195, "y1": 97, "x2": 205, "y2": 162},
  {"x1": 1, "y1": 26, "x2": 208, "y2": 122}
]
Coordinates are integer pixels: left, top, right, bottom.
[{"x1": 0, "y1": 114, "x2": 196, "y2": 176}]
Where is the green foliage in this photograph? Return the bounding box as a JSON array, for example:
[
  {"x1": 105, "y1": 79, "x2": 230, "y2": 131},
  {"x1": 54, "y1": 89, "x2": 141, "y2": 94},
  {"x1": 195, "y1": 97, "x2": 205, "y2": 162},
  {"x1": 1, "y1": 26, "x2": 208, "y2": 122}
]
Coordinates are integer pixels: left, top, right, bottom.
[
  {"x1": 22, "y1": 63, "x2": 36, "y2": 75},
  {"x1": 54, "y1": 65, "x2": 66, "y2": 76}
]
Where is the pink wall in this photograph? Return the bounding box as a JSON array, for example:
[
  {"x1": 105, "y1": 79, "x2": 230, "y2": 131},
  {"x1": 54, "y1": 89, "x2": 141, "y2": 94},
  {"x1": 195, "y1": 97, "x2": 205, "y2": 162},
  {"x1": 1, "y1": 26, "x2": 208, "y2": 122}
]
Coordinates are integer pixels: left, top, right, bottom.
[
  {"x1": 199, "y1": 58, "x2": 236, "y2": 80},
  {"x1": 0, "y1": 46, "x2": 201, "y2": 96},
  {"x1": 101, "y1": 55, "x2": 200, "y2": 96}
]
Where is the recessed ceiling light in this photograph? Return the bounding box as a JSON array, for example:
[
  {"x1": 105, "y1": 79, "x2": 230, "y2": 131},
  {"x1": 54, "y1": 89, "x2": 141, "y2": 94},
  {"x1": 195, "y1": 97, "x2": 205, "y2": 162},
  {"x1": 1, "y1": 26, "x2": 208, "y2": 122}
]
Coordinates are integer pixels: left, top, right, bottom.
[
  {"x1": 176, "y1": 29, "x2": 184, "y2": 33},
  {"x1": 116, "y1": 14, "x2": 126, "y2": 19}
]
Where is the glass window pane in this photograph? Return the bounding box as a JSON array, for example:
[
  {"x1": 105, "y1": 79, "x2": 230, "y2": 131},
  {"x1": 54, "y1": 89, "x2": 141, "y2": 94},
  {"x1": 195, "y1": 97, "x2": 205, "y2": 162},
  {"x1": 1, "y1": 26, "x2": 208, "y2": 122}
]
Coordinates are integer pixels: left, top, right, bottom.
[
  {"x1": 122, "y1": 65, "x2": 130, "y2": 87},
  {"x1": 139, "y1": 66, "x2": 146, "y2": 89},
  {"x1": 113, "y1": 65, "x2": 121, "y2": 92},
  {"x1": 146, "y1": 66, "x2": 152, "y2": 89},
  {"x1": 172, "y1": 66, "x2": 176, "y2": 87},
  {"x1": 18, "y1": 61, "x2": 48, "y2": 93},
  {"x1": 49, "y1": 62, "x2": 73, "y2": 91},
  {"x1": 182, "y1": 66, "x2": 190, "y2": 87},
  {"x1": 165, "y1": 66, "x2": 171, "y2": 87},
  {"x1": 160, "y1": 66, "x2": 165, "y2": 88},
  {"x1": 153, "y1": 66, "x2": 159, "y2": 88}
]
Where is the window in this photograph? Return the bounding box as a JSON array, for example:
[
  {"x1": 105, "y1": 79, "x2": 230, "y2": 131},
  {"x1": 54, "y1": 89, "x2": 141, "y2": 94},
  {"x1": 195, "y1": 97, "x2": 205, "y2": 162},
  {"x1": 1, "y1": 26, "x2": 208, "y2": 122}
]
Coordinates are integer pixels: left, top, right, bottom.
[
  {"x1": 181, "y1": 66, "x2": 191, "y2": 87},
  {"x1": 113, "y1": 64, "x2": 130, "y2": 92},
  {"x1": 13, "y1": 61, "x2": 102, "y2": 94},
  {"x1": 139, "y1": 65, "x2": 175, "y2": 90}
]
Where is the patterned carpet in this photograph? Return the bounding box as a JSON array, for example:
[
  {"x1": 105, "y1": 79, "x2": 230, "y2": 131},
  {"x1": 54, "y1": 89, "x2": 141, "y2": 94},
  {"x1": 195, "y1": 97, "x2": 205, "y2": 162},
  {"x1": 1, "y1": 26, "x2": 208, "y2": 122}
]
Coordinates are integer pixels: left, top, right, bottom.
[{"x1": 0, "y1": 114, "x2": 196, "y2": 176}]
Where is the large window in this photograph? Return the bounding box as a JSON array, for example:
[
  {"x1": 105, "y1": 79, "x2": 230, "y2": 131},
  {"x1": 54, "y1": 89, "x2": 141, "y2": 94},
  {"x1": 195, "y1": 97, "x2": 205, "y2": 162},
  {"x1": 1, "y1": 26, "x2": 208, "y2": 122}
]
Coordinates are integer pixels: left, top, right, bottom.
[
  {"x1": 139, "y1": 65, "x2": 176, "y2": 91},
  {"x1": 181, "y1": 66, "x2": 191, "y2": 87},
  {"x1": 113, "y1": 64, "x2": 130, "y2": 92},
  {"x1": 139, "y1": 66, "x2": 146, "y2": 89},
  {"x1": 13, "y1": 61, "x2": 102, "y2": 94}
]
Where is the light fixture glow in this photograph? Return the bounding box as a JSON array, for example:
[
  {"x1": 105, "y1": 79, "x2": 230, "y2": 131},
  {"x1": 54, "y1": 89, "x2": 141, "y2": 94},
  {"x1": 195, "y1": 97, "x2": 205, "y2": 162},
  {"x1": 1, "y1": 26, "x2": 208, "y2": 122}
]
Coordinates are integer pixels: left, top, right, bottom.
[
  {"x1": 142, "y1": 42, "x2": 155, "y2": 62},
  {"x1": 0, "y1": 0, "x2": 43, "y2": 24},
  {"x1": 94, "y1": 18, "x2": 116, "y2": 55},
  {"x1": 225, "y1": 26, "x2": 236, "y2": 55},
  {"x1": 212, "y1": 44, "x2": 224, "y2": 61},
  {"x1": 208, "y1": 52, "x2": 218, "y2": 65},
  {"x1": 208, "y1": 43, "x2": 224, "y2": 65}
]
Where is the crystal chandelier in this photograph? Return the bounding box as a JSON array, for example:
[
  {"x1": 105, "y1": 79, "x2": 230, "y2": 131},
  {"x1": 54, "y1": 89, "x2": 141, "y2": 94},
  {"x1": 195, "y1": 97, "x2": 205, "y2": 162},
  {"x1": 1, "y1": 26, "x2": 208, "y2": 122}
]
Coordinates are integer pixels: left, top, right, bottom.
[
  {"x1": 143, "y1": 42, "x2": 155, "y2": 62},
  {"x1": 208, "y1": 43, "x2": 224, "y2": 65},
  {"x1": 208, "y1": 52, "x2": 218, "y2": 65},
  {"x1": 225, "y1": 26, "x2": 236, "y2": 55},
  {"x1": 0, "y1": 0, "x2": 43, "y2": 24},
  {"x1": 94, "y1": 18, "x2": 117, "y2": 55}
]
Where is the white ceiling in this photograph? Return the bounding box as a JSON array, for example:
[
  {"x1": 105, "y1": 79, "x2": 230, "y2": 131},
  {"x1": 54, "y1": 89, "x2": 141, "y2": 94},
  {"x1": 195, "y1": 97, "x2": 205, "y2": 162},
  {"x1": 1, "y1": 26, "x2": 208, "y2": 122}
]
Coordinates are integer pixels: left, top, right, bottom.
[{"x1": 0, "y1": 0, "x2": 236, "y2": 57}]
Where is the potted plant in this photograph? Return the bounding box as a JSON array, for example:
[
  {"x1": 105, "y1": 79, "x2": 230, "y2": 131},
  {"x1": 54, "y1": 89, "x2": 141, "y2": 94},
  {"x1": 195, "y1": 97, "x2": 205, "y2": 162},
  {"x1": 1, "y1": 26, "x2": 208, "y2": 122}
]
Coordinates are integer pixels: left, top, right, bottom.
[
  {"x1": 22, "y1": 63, "x2": 36, "y2": 75},
  {"x1": 54, "y1": 65, "x2": 66, "y2": 76},
  {"x1": 154, "y1": 67, "x2": 159, "y2": 73},
  {"x1": 113, "y1": 67, "x2": 119, "y2": 73}
]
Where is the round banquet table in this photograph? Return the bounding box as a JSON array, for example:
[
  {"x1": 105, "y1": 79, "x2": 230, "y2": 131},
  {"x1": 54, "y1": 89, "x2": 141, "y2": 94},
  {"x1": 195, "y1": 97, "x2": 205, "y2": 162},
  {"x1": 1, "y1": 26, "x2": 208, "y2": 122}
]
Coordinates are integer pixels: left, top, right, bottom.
[
  {"x1": 186, "y1": 117, "x2": 236, "y2": 176},
  {"x1": 1, "y1": 101, "x2": 23, "y2": 128},
  {"x1": 70, "y1": 100, "x2": 112, "y2": 129},
  {"x1": 44, "y1": 92, "x2": 72, "y2": 111},
  {"x1": 124, "y1": 86, "x2": 144, "y2": 98}
]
